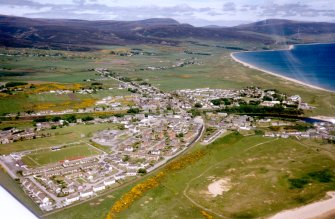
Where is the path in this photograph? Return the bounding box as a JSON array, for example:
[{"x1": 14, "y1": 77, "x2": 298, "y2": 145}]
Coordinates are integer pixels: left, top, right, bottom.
[{"x1": 182, "y1": 137, "x2": 280, "y2": 218}]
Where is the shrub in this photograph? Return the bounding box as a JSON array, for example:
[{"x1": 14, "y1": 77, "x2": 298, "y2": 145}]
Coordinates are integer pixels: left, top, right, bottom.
[
  {"x1": 82, "y1": 116, "x2": 94, "y2": 122},
  {"x1": 127, "y1": 108, "x2": 140, "y2": 114},
  {"x1": 194, "y1": 103, "x2": 202, "y2": 108},
  {"x1": 138, "y1": 168, "x2": 147, "y2": 174},
  {"x1": 5, "y1": 82, "x2": 28, "y2": 88},
  {"x1": 307, "y1": 169, "x2": 333, "y2": 183},
  {"x1": 288, "y1": 178, "x2": 310, "y2": 189}
]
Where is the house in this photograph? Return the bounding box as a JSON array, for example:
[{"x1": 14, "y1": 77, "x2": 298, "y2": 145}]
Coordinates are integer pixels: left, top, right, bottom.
[
  {"x1": 124, "y1": 147, "x2": 134, "y2": 152},
  {"x1": 151, "y1": 150, "x2": 161, "y2": 155},
  {"x1": 126, "y1": 171, "x2": 137, "y2": 176},
  {"x1": 93, "y1": 184, "x2": 106, "y2": 192},
  {"x1": 80, "y1": 189, "x2": 94, "y2": 198},
  {"x1": 37, "y1": 193, "x2": 50, "y2": 205},
  {"x1": 65, "y1": 193, "x2": 80, "y2": 204},
  {"x1": 104, "y1": 178, "x2": 116, "y2": 186},
  {"x1": 114, "y1": 174, "x2": 126, "y2": 180},
  {"x1": 127, "y1": 165, "x2": 139, "y2": 170}
]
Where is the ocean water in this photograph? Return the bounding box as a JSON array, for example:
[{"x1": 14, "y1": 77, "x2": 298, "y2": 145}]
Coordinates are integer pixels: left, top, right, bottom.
[{"x1": 233, "y1": 43, "x2": 335, "y2": 91}]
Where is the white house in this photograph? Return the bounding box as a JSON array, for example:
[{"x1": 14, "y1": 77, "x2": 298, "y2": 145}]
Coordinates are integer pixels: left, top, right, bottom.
[
  {"x1": 126, "y1": 171, "x2": 137, "y2": 176},
  {"x1": 65, "y1": 194, "x2": 80, "y2": 204},
  {"x1": 104, "y1": 179, "x2": 116, "y2": 186},
  {"x1": 114, "y1": 174, "x2": 125, "y2": 180},
  {"x1": 93, "y1": 184, "x2": 105, "y2": 192},
  {"x1": 80, "y1": 189, "x2": 94, "y2": 198},
  {"x1": 124, "y1": 147, "x2": 133, "y2": 152}
]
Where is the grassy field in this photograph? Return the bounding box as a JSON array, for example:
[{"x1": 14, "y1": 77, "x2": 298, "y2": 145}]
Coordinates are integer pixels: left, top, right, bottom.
[
  {"x1": 22, "y1": 143, "x2": 102, "y2": 167},
  {"x1": 0, "y1": 81, "x2": 129, "y2": 114},
  {"x1": 43, "y1": 133, "x2": 335, "y2": 219},
  {"x1": 0, "y1": 123, "x2": 116, "y2": 154}
]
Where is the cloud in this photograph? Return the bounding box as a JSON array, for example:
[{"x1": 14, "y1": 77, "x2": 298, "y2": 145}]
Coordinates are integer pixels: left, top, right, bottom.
[
  {"x1": 0, "y1": 0, "x2": 45, "y2": 8},
  {"x1": 259, "y1": 3, "x2": 335, "y2": 18},
  {"x1": 0, "y1": 0, "x2": 335, "y2": 26},
  {"x1": 222, "y1": 2, "x2": 236, "y2": 11}
]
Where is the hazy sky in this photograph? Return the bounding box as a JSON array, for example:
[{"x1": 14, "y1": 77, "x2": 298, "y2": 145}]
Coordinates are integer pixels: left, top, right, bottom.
[{"x1": 1, "y1": 0, "x2": 335, "y2": 26}]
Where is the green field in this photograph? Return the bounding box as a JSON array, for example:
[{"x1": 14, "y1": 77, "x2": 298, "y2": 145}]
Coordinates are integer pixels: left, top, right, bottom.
[
  {"x1": 0, "y1": 80, "x2": 130, "y2": 115},
  {"x1": 22, "y1": 143, "x2": 102, "y2": 167},
  {"x1": 0, "y1": 123, "x2": 116, "y2": 154},
  {"x1": 43, "y1": 133, "x2": 335, "y2": 219}
]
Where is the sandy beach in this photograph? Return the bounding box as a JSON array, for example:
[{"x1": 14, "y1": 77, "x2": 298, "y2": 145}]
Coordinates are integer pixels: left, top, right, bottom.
[
  {"x1": 230, "y1": 52, "x2": 335, "y2": 93},
  {"x1": 311, "y1": 116, "x2": 335, "y2": 124},
  {"x1": 269, "y1": 191, "x2": 335, "y2": 219}
]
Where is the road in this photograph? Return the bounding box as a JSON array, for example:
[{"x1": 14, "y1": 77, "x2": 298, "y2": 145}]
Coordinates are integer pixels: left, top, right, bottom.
[{"x1": 42, "y1": 119, "x2": 205, "y2": 218}]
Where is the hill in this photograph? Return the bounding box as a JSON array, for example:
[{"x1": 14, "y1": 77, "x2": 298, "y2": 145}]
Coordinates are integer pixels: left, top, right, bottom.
[
  {"x1": 0, "y1": 15, "x2": 273, "y2": 50},
  {"x1": 235, "y1": 19, "x2": 335, "y2": 36},
  {"x1": 1, "y1": 16, "x2": 335, "y2": 50}
]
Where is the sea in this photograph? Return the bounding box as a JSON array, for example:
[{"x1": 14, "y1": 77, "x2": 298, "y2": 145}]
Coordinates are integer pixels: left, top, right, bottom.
[{"x1": 233, "y1": 43, "x2": 335, "y2": 92}]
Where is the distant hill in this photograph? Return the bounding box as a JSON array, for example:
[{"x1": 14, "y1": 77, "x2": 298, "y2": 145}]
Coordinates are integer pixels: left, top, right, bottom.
[
  {"x1": 235, "y1": 19, "x2": 335, "y2": 36},
  {"x1": 201, "y1": 25, "x2": 225, "y2": 29},
  {"x1": 0, "y1": 15, "x2": 273, "y2": 50},
  {"x1": 0, "y1": 15, "x2": 335, "y2": 50}
]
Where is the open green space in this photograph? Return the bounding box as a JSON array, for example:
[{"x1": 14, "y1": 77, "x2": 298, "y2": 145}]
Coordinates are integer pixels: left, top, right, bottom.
[
  {"x1": 0, "y1": 123, "x2": 116, "y2": 154},
  {"x1": 43, "y1": 133, "x2": 335, "y2": 219},
  {"x1": 22, "y1": 143, "x2": 101, "y2": 167},
  {"x1": 0, "y1": 80, "x2": 129, "y2": 115}
]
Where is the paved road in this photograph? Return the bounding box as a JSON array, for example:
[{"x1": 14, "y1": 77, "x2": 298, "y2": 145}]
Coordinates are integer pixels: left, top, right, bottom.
[{"x1": 147, "y1": 121, "x2": 204, "y2": 173}]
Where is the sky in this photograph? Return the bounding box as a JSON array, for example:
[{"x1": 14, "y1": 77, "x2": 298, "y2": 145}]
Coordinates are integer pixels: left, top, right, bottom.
[{"x1": 1, "y1": 0, "x2": 335, "y2": 26}]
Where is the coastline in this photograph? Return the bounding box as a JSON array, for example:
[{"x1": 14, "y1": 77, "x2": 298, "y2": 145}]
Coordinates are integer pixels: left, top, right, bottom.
[
  {"x1": 311, "y1": 116, "x2": 335, "y2": 124},
  {"x1": 230, "y1": 52, "x2": 335, "y2": 93},
  {"x1": 269, "y1": 191, "x2": 335, "y2": 219}
]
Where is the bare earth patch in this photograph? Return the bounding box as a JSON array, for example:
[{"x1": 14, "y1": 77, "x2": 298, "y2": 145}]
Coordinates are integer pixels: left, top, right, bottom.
[{"x1": 208, "y1": 178, "x2": 231, "y2": 197}]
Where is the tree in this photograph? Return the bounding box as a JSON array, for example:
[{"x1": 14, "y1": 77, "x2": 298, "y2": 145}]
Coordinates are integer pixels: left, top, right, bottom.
[
  {"x1": 127, "y1": 108, "x2": 140, "y2": 114},
  {"x1": 51, "y1": 116, "x2": 61, "y2": 122},
  {"x1": 122, "y1": 155, "x2": 130, "y2": 162},
  {"x1": 138, "y1": 168, "x2": 147, "y2": 174},
  {"x1": 64, "y1": 115, "x2": 76, "y2": 123},
  {"x1": 194, "y1": 103, "x2": 202, "y2": 108},
  {"x1": 82, "y1": 116, "x2": 94, "y2": 121},
  {"x1": 176, "y1": 133, "x2": 184, "y2": 138}
]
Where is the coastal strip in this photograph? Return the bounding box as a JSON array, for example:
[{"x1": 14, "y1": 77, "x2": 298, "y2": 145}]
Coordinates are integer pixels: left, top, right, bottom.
[
  {"x1": 230, "y1": 52, "x2": 334, "y2": 93},
  {"x1": 269, "y1": 191, "x2": 335, "y2": 219}
]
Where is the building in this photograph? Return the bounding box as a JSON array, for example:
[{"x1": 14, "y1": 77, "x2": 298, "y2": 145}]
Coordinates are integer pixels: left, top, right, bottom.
[
  {"x1": 80, "y1": 189, "x2": 94, "y2": 198},
  {"x1": 93, "y1": 184, "x2": 105, "y2": 192}
]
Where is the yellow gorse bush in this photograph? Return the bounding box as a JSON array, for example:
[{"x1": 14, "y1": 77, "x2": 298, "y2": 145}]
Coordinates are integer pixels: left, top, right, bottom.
[
  {"x1": 106, "y1": 150, "x2": 206, "y2": 219},
  {"x1": 201, "y1": 210, "x2": 213, "y2": 219}
]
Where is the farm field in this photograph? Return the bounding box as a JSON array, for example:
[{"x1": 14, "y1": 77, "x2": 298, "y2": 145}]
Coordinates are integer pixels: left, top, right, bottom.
[
  {"x1": 21, "y1": 143, "x2": 102, "y2": 167},
  {"x1": 44, "y1": 133, "x2": 335, "y2": 219}
]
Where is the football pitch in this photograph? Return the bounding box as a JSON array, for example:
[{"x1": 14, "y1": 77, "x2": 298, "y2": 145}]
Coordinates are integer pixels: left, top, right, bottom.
[{"x1": 22, "y1": 143, "x2": 102, "y2": 167}]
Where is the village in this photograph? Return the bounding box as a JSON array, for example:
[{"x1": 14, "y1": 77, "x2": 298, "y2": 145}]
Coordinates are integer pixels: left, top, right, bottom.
[
  {"x1": 176, "y1": 87, "x2": 313, "y2": 110},
  {"x1": 0, "y1": 67, "x2": 334, "y2": 212}
]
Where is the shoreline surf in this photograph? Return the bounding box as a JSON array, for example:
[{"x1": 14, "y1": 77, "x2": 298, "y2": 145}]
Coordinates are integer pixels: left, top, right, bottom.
[{"x1": 230, "y1": 50, "x2": 335, "y2": 93}]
